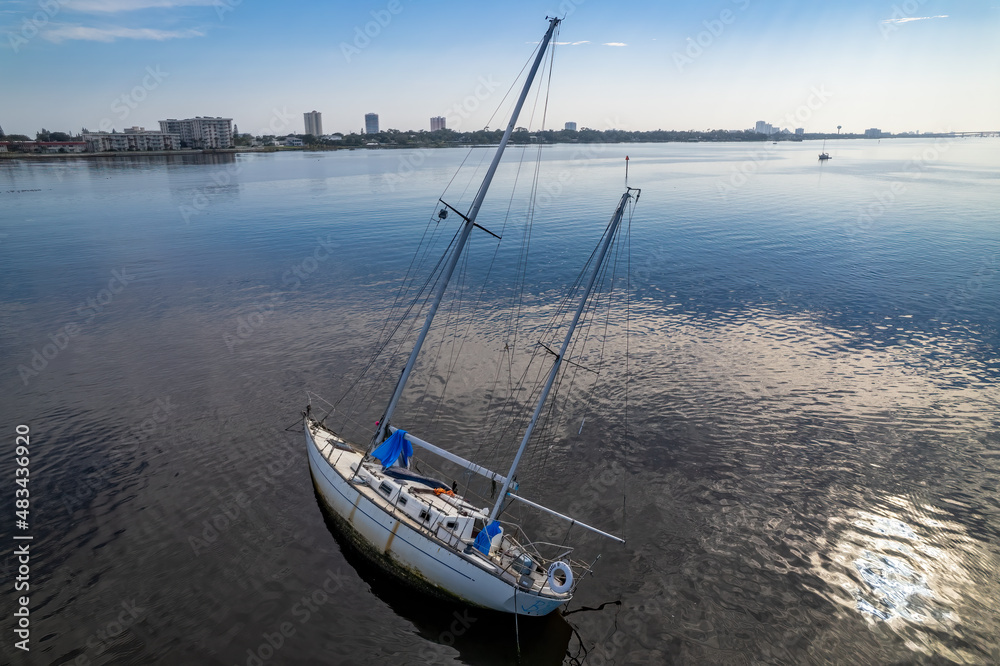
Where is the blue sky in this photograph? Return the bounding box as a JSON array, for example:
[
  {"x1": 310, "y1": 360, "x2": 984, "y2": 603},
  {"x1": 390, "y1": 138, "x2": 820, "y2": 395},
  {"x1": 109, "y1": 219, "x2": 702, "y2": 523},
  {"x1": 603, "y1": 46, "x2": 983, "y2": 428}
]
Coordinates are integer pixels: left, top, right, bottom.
[{"x1": 1, "y1": 0, "x2": 998, "y2": 136}]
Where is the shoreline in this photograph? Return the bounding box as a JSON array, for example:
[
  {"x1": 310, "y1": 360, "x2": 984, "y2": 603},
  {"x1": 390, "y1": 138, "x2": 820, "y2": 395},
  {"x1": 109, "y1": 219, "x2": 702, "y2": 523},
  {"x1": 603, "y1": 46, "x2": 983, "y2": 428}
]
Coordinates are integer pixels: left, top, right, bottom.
[
  {"x1": 0, "y1": 134, "x2": 986, "y2": 160},
  {"x1": 0, "y1": 148, "x2": 250, "y2": 160}
]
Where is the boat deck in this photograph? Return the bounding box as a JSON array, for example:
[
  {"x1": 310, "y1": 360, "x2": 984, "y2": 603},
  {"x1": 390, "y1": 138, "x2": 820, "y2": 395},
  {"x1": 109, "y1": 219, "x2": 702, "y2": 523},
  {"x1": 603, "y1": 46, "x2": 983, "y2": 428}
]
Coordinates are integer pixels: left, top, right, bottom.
[{"x1": 309, "y1": 423, "x2": 563, "y2": 597}]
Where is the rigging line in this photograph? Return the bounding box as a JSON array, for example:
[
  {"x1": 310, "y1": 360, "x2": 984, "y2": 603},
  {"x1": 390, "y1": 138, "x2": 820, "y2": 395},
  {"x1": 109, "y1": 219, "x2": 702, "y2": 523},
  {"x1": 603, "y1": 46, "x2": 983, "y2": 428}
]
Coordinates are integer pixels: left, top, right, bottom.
[
  {"x1": 335, "y1": 231, "x2": 465, "y2": 425},
  {"x1": 544, "y1": 204, "x2": 621, "y2": 336},
  {"x1": 501, "y1": 301, "x2": 581, "y2": 461},
  {"x1": 455, "y1": 145, "x2": 493, "y2": 207},
  {"x1": 476, "y1": 147, "x2": 531, "y2": 442},
  {"x1": 479, "y1": 339, "x2": 552, "y2": 468},
  {"x1": 529, "y1": 353, "x2": 567, "y2": 478},
  {"x1": 521, "y1": 26, "x2": 551, "y2": 133},
  {"x1": 531, "y1": 207, "x2": 626, "y2": 478},
  {"x1": 489, "y1": 61, "x2": 549, "y2": 448},
  {"x1": 373, "y1": 205, "x2": 449, "y2": 354},
  {"x1": 565, "y1": 234, "x2": 617, "y2": 383},
  {"x1": 497, "y1": 22, "x2": 554, "y2": 383},
  {"x1": 484, "y1": 38, "x2": 541, "y2": 131},
  {"x1": 426, "y1": 231, "x2": 473, "y2": 420},
  {"x1": 567, "y1": 206, "x2": 628, "y2": 407},
  {"x1": 515, "y1": 37, "x2": 558, "y2": 303},
  {"x1": 503, "y1": 54, "x2": 552, "y2": 355},
  {"x1": 328, "y1": 224, "x2": 463, "y2": 415},
  {"x1": 433, "y1": 137, "x2": 534, "y2": 427},
  {"x1": 570, "y1": 216, "x2": 626, "y2": 434},
  {"x1": 539, "y1": 219, "x2": 610, "y2": 351},
  {"x1": 463, "y1": 34, "x2": 545, "y2": 250},
  {"x1": 355, "y1": 223, "x2": 454, "y2": 388},
  {"x1": 439, "y1": 142, "x2": 478, "y2": 200},
  {"x1": 535, "y1": 246, "x2": 616, "y2": 475},
  {"x1": 476, "y1": 59, "x2": 552, "y2": 458}
]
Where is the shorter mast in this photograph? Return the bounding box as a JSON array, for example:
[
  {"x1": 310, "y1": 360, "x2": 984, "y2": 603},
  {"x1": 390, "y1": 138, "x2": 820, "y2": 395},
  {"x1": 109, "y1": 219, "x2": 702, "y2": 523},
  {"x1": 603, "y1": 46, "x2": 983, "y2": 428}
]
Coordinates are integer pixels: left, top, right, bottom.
[{"x1": 489, "y1": 187, "x2": 638, "y2": 522}]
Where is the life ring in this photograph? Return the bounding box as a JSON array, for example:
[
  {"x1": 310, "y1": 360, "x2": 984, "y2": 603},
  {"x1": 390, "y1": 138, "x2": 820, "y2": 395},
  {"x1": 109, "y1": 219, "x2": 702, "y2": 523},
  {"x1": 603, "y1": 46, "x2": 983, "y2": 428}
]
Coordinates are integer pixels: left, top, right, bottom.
[{"x1": 547, "y1": 561, "x2": 573, "y2": 594}]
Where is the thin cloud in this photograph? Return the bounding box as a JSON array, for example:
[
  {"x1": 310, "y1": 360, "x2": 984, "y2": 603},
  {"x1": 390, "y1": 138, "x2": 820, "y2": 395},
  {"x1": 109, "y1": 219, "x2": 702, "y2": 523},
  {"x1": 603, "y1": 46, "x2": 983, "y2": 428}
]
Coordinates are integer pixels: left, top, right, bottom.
[
  {"x1": 880, "y1": 15, "x2": 948, "y2": 25},
  {"x1": 42, "y1": 24, "x2": 204, "y2": 42},
  {"x1": 61, "y1": 0, "x2": 219, "y2": 11},
  {"x1": 602, "y1": 42, "x2": 627, "y2": 47}
]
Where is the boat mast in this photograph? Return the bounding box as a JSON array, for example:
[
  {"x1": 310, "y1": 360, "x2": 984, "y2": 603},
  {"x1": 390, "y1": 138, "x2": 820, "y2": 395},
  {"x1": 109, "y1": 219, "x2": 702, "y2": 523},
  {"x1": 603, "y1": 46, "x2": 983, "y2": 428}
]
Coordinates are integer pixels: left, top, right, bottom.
[
  {"x1": 489, "y1": 188, "x2": 637, "y2": 522},
  {"x1": 374, "y1": 17, "x2": 562, "y2": 445}
]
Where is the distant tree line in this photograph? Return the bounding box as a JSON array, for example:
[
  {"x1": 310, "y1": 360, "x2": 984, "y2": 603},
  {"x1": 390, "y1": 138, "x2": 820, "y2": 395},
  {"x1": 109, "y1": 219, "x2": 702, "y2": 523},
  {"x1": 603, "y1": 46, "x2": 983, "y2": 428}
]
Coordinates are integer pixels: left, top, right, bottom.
[
  {"x1": 263, "y1": 127, "x2": 912, "y2": 149},
  {"x1": 1, "y1": 128, "x2": 77, "y2": 143}
]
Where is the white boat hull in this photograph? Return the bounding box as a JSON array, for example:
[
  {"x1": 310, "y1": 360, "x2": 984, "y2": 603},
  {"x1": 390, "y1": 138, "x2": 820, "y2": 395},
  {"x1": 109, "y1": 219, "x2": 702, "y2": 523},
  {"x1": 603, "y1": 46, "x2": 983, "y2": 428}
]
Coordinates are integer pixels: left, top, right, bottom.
[{"x1": 305, "y1": 423, "x2": 568, "y2": 616}]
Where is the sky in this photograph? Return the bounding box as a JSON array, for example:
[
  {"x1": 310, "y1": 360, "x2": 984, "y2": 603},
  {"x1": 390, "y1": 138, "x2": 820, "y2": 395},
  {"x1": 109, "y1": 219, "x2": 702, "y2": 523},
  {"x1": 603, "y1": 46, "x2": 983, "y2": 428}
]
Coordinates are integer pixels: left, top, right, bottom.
[{"x1": 1, "y1": 0, "x2": 998, "y2": 137}]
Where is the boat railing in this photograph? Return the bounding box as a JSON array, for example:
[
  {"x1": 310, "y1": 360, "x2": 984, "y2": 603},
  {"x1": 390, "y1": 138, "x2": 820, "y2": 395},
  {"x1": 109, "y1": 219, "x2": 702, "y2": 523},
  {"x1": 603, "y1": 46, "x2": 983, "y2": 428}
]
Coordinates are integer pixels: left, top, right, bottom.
[
  {"x1": 306, "y1": 391, "x2": 379, "y2": 441},
  {"x1": 493, "y1": 521, "x2": 588, "y2": 574}
]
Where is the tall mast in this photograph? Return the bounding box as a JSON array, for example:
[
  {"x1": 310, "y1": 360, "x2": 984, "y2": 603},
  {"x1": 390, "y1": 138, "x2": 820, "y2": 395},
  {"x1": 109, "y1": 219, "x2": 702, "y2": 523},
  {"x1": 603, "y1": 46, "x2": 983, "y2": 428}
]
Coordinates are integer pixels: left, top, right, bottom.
[
  {"x1": 489, "y1": 188, "x2": 637, "y2": 521},
  {"x1": 375, "y1": 17, "x2": 561, "y2": 444}
]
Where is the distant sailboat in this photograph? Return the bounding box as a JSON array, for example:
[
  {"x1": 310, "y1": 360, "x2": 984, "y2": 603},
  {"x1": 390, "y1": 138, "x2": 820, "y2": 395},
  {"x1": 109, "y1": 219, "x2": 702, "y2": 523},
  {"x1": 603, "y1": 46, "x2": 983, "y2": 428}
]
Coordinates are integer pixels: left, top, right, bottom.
[{"x1": 819, "y1": 139, "x2": 831, "y2": 161}]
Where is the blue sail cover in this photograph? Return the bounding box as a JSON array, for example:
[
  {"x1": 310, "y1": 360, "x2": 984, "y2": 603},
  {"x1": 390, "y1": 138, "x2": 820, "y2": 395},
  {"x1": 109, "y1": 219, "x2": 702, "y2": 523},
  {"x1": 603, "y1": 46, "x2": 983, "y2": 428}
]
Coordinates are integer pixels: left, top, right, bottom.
[
  {"x1": 371, "y1": 429, "x2": 413, "y2": 469},
  {"x1": 473, "y1": 520, "x2": 502, "y2": 556}
]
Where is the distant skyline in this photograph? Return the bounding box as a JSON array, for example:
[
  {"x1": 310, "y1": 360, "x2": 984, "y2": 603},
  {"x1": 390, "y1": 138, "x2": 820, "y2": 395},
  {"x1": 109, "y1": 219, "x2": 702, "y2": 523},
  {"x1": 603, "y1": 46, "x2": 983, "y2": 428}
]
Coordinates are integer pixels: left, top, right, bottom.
[{"x1": 2, "y1": 0, "x2": 998, "y2": 137}]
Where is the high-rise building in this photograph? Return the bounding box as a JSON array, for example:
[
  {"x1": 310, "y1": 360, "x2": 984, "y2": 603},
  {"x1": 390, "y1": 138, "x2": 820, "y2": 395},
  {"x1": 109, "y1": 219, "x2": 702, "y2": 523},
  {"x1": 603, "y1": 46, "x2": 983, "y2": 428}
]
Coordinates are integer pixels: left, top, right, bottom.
[
  {"x1": 304, "y1": 111, "x2": 322, "y2": 136},
  {"x1": 564, "y1": 122, "x2": 577, "y2": 131},
  {"x1": 754, "y1": 120, "x2": 780, "y2": 135},
  {"x1": 365, "y1": 113, "x2": 379, "y2": 134},
  {"x1": 430, "y1": 116, "x2": 446, "y2": 131},
  {"x1": 158, "y1": 117, "x2": 232, "y2": 148},
  {"x1": 864, "y1": 127, "x2": 882, "y2": 138},
  {"x1": 794, "y1": 128, "x2": 804, "y2": 135}
]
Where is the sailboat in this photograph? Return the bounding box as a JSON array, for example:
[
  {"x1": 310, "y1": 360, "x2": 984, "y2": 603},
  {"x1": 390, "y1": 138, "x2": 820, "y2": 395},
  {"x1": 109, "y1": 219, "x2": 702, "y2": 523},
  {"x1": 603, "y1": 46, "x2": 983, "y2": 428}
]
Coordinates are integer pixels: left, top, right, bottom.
[
  {"x1": 818, "y1": 139, "x2": 831, "y2": 160},
  {"x1": 302, "y1": 17, "x2": 633, "y2": 617}
]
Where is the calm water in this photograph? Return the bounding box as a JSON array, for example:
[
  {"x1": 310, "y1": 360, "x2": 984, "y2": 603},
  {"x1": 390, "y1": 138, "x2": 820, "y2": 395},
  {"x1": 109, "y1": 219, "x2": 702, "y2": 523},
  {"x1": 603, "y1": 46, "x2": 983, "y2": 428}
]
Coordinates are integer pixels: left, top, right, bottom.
[{"x1": 2, "y1": 140, "x2": 999, "y2": 665}]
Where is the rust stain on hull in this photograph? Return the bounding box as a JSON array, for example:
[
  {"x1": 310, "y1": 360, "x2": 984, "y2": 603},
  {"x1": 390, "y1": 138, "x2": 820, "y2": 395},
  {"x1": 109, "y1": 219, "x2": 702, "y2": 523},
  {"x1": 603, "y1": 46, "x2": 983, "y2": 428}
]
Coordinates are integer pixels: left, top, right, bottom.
[
  {"x1": 309, "y1": 474, "x2": 493, "y2": 611},
  {"x1": 347, "y1": 492, "x2": 361, "y2": 524},
  {"x1": 385, "y1": 520, "x2": 400, "y2": 554}
]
